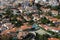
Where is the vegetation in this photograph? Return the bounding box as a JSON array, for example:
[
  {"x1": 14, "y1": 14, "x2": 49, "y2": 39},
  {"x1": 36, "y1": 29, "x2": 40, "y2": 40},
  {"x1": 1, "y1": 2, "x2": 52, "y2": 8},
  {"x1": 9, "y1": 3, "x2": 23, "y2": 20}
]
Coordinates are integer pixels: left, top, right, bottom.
[
  {"x1": 47, "y1": 30, "x2": 60, "y2": 39},
  {"x1": 5, "y1": 8, "x2": 13, "y2": 16},
  {"x1": 1, "y1": 2, "x2": 60, "y2": 40},
  {"x1": 10, "y1": 17, "x2": 23, "y2": 27},
  {"x1": 35, "y1": 33, "x2": 49, "y2": 40},
  {"x1": 47, "y1": 5, "x2": 60, "y2": 10},
  {"x1": 36, "y1": 3, "x2": 42, "y2": 10},
  {"x1": 46, "y1": 11, "x2": 52, "y2": 16},
  {"x1": 54, "y1": 15, "x2": 60, "y2": 19},
  {"x1": 53, "y1": 34, "x2": 60, "y2": 39},
  {"x1": 40, "y1": 17, "x2": 50, "y2": 24},
  {"x1": 49, "y1": 21, "x2": 55, "y2": 26}
]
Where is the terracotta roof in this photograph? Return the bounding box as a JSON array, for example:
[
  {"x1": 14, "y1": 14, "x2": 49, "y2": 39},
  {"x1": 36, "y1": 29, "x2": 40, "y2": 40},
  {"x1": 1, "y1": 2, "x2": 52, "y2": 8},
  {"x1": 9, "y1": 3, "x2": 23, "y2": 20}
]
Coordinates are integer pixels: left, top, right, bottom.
[
  {"x1": 1, "y1": 29, "x2": 10, "y2": 35},
  {"x1": 40, "y1": 24, "x2": 49, "y2": 30},
  {"x1": 1, "y1": 27, "x2": 17, "y2": 35},
  {"x1": 48, "y1": 38, "x2": 59, "y2": 40},
  {"x1": 45, "y1": 16, "x2": 58, "y2": 21},
  {"x1": 52, "y1": 27, "x2": 60, "y2": 30},
  {"x1": 40, "y1": 24, "x2": 60, "y2": 31},
  {"x1": 50, "y1": 18, "x2": 58, "y2": 21},
  {"x1": 20, "y1": 25, "x2": 32, "y2": 30},
  {"x1": 10, "y1": 28, "x2": 17, "y2": 32}
]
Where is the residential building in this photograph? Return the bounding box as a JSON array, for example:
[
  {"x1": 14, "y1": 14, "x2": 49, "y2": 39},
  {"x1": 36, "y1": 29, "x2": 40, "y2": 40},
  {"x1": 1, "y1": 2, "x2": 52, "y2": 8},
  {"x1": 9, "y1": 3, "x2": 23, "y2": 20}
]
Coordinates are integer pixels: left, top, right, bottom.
[
  {"x1": 48, "y1": 38, "x2": 59, "y2": 40},
  {"x1": 51, "y1": 10, "x2": 59, "y2": 16},
  {"x1": 40, "y1": 7, "x2": 50, "y2": 13},
  {"x1": 49, "y1": 0, "x2": 59, "y2": 6}
]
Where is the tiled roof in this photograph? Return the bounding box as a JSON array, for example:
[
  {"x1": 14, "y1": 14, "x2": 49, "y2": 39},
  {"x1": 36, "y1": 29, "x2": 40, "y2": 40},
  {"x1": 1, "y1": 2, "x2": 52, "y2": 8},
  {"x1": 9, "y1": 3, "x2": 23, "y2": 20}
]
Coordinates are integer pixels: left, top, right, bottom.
[
  {"x1": 1, "y1": 27, "x2": 17, "y2": 35},
  {"x1": 45, "y1": 16, "x2": 58, "y2": 21},
  {"x1": 48, "y1": 38, "x2": 59, "y2": 40},
  {"x1": 52, "y1": 27, "x2": 60, "y2": 30},
  {"x1": 40, "y1": 24, "x2": 60, "y2": 31},
  {"x1": 20, "y1": 25, "x2": 32, "y2": 30}
]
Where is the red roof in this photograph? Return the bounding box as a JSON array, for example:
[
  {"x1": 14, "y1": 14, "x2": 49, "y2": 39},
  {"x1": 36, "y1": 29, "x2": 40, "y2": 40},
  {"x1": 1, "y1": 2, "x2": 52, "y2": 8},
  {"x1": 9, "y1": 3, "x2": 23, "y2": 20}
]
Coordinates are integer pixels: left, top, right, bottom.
[
  {"x1": 40, "y1": 24, "x2": 60, "y2": 31},
  {"x1": 52, "y1": 27, "x2": 60, "y2": 30},
  {"x1": 40, "y1": 24, "x2": 49, "y2": 30},
  {"x1": 48, "y1": 38, "x2": 59, "y2": 40},
  {"x1": 20, "y1": 25, "x2": 32, "y2": 30}
]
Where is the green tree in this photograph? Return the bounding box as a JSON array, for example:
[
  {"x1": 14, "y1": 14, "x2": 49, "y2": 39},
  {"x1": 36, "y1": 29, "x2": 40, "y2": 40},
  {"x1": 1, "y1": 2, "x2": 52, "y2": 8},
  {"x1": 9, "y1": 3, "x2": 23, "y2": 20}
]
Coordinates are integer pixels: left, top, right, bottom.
[
  {"x1": 54, "y1": 15, "x2": 60, "y2": 19},
  {"x1": 51, "y1": 6, "x2": 59, "y2": 10},
  {"x1": 35, "y1": 33, "x2": 48, "y2": 40},
  {"x1": 46, "y1": 12, "x2": 52, "y2": 16},
  {"x1": 5, "y1": 8, "x2": 12, "y2": 15},
  {"x1": 35, "y1": 33, "x2": 43, "y2": 40},
  {"x1": 40, "y1": 17, "x2": 50, "y2": 24}
]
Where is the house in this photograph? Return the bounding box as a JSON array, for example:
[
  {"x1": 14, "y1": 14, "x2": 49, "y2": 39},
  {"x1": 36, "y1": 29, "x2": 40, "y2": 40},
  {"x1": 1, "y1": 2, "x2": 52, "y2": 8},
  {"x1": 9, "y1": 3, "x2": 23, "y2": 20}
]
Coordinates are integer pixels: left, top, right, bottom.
[
  {"x1": 39, "y1": 24, "x2": 49, "y2": 30},
  {"x1": 2, "y1": 23, "x2": 14, "y2": 30},
  {"x1": 51, "y1": 10, "x2": 59, "y2": 16},
  {"x1": 17, "y1": 31, "x2": 29, "y2": 40},
  {"x1": 20, "y1": 25, "x2": 32, "y2": 30},
  {"x1": 1, "y1": 27, "x2": 17, "y2": 35},
  {"x1": 40, "y1": 24, "x2": 60, "y2": 33},
  {"x1": 51, "y1": 29, "x2": 59, "y2": 33},
  {"x1": 39, "y1": 0, "x2": 46, "y2": 5},
  {"x1": 48, "y1": 38, "x2": 59, "y2": 40},
  {"x1": 50, "y1": 18, "x2": 58, "y2": 23},
  {"x1": 40, "y1": 7, "x2": 50, "y2": 13},
  {"x1": 57, "y1": 19, "x2": 60, "y2": 22},
  {"x1": 17, "y1": 6, "x2": 24, "y2": 13},
  {"x1": 9, "y1": 27, "x2": 17, "y2": 32},
  {"x1": 35, "y1": 0, "x2": 41, "y2": 3},
  {"x1": 37, "y1": 0, "x2": 59, "y2": 6},
  {"x1": 11, "y1": 8, "x2": 20, "y2": 15},
  {"x1": 48, "y1": 0, "x2": 59, "y2": 6},
  {"x1": 0, "y1": 9, "x2": 5, "y2": 13},
  {"x1": 0, "y1": 5, "x2": 7, "y2": 9},
  {"x1": 52, "y1": 27, "x2": 60, "y2": 31},
  {"x1": 45, "y1": 16, "x2": 58, "y2": 23}
]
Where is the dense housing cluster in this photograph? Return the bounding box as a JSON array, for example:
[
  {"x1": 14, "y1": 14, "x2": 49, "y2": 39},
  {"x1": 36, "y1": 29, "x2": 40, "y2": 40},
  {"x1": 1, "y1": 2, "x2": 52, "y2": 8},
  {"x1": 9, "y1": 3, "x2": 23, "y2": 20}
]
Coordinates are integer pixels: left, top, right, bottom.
[{"x1": 0, "y1": 0, "x2": 60, "y2": 40}]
